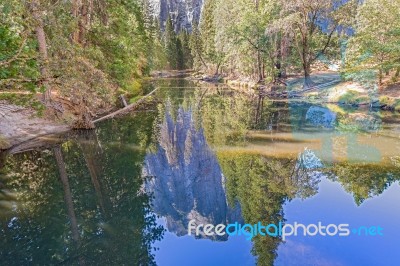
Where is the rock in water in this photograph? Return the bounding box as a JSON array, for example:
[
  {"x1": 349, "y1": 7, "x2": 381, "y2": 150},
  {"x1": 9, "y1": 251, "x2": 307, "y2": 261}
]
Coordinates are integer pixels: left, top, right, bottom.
[{"x1": 305, "y1": 106, "x2": 337, "y2": 128}]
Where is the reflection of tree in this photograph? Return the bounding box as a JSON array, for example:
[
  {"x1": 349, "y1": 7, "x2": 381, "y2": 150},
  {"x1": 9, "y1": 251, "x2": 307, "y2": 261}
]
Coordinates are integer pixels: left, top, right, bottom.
[
  {"x1": 53, "y1": 145, "x2": 85, "y2": 265},
  {"x1": 326, "y1": 162, "x2": 400, "y2": 205},
  {"x1": 218, "y1": 151, "x2": 319, "y2": 266},
  {"x1": 292, "y1": 149, "x2": 324, "y2": 199},
  {"x1": 0, "y1": 112, "x2": 164, "y2": 265},
  {"x1": 64, "y1": 113, "x2": 165, "y2": 265},
  {"x1": 77, "y1": 131, "x2": 111, "y2": 218},
  {"x1": 254, "y1": 97, "x2": 290, "y2": 131},
  {"x1": 0, "y1": 151, "x2": 12, "y2": 213},
  {"x1": 188, "y1": 87, "x2": 322, "y2": 265},
  {"x1": 196, "y1": 90, "x2": 253, "y2": 146},
  {"x1": 0, "y1": 150, "x2": 72, "y2": 264}
]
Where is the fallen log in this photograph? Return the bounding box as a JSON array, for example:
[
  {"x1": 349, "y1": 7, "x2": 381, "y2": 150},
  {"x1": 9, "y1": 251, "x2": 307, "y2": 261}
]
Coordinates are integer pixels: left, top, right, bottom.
[
  {"x1": 288, "y1": 79, "x2": 342, "y2": 97},
  {"x1": 119, "y1": 95, "x2": 128, "y2": 107},
  {"x1": 93, "y1": 87, "x2": 159, "y2": 123}
]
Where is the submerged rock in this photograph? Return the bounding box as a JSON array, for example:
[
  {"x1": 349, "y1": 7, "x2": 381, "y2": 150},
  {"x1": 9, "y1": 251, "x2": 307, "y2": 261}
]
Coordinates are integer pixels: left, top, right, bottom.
[
  {"x1": 347, "y1": 113, "x2": 381, "y2": 131},
  {"x1": 305, "y1": 106, "x2": 337, "y2": 128}
]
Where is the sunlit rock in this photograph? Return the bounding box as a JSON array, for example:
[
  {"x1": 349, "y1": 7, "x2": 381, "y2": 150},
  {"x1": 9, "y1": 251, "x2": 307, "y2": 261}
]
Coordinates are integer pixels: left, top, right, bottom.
[{"x1": 149, "y1": 0, "x2": 203, "y2": 32}]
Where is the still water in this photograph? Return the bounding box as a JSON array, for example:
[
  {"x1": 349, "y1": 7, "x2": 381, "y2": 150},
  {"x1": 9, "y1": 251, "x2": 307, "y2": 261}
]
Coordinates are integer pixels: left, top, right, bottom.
[{"x1": 1, "y1": 79, "x2": 399, "y2": 265}]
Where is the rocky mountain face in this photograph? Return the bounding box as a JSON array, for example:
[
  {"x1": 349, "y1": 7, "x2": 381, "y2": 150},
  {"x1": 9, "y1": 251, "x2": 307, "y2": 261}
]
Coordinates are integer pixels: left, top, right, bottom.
[
  {"x1": 148, "y1": 0, "x2": 203, "y2": 32},
  {"x1": 143, "y1": 106, "x2": 241, "y2": 240}
]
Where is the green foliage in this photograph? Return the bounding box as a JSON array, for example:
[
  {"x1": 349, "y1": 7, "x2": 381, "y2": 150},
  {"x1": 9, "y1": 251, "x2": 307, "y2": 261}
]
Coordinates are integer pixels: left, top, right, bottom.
[
  {"x1": 0, "y1": 93, "x2": 44, "y2": 114},
  {"x1": 0, "y1": 0, "x2": 171, "y2": 114},
  {"x1": 162, "y1": 17, "x2": 192, "y2": 70},
  {"x1": 345, "y1": 0, "x2": 400, "y2": 84},
  {"x1": 326, "y1": 162, "x2": 400, "y2": 205},
  {"x1": 189, "y1": 22, "x2": 205, "y2": 69},
  {"x1": 200, "y1": 0, "x2": 225, "y2": 74},
  {"x1": 179, "y1": 30, "x2": 193, "y2": 69},
  {"x1": 217, "y1": 152, "x2": 298, "y2": 266},
  {"x1": 0, "y1": 1, "x2": 38, "y2": 91},
  {"x1": 338, "y1": 90, "x2": 370, "y2": 105},
  {"x1": 164, "y1": 16, "x2": 178, "y2": 69},
  {"x1": 0, "y1": 113, "x2": 164, "y2": 264}
]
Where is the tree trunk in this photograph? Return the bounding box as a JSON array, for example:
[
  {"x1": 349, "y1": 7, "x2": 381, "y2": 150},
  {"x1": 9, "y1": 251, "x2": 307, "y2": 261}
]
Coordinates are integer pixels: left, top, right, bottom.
[
  {"x1": 280, "y1": 34, "x2": 288, "y2": 78},
  {"x1": 215, "y1": 62, "x2": 221, "y2": 75},
  {"x1": 301, "y1": 33, "x2": 314, "y2": 88},
  {"x1": 303, "y1": 64, "x2": 313, "y2": 88},
  {"x1": 262, "y1": 61, "x2": 265, "y2": 80},
  {"x1": 53, "y1": 146, "x2": 85, "y2": 265},
  {"x1": 72, "y1": 0, "x2": 93, "y2": 45},
  {"x1": 77, "y1": 131, "x2": 111, "y2": 218},
  {"x1": 257, "y1": 50, "x2": 263, "y2": 81},
  {"x1": 30, "y1": 0, "x2": 51, "y2": 102},
  {"x1": 0, "y1": 152, "x2": 6, "y2": 169},
  {"x1": 72, "y1": 0, "x2": 81, "y2": 42}
]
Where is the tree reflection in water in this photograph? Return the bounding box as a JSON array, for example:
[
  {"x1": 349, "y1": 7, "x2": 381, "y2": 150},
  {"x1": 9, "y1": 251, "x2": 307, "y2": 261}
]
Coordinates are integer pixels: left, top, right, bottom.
[
  {"x1": 0, "y1": 112, "x2": 164, "y2": 265},
  {"x1": 1, "y1": 80, "x2": 399, "y2": 265},
  {"x1": 144, "y1": 84, "x2": 400, "y2": 265}
]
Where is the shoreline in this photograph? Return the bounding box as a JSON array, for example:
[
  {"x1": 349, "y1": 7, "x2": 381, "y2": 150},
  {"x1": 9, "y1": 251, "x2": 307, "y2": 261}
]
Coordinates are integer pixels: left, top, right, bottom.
[
  {"x1": 189, "y1": 71, "x2": 400, "y2": 111},
  {"x1": 1, "y1": 71, "x2": 399, "y2": 151},
  {"x1": 0, "y1": 103, "x2": 70, "y2": 152}
]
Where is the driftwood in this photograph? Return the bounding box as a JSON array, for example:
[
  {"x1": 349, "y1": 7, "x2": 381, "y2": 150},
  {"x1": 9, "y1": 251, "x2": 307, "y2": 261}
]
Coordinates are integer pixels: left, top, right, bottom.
[
  {"x1": 119, "y1": 95, "x2": 128, "y2": 107},
  {"x1": 288, "y1": 79, "x2": 341, "y2": 97},
  {"x1": 93, "y1": 87, "x2": 159, "y2": 123}
]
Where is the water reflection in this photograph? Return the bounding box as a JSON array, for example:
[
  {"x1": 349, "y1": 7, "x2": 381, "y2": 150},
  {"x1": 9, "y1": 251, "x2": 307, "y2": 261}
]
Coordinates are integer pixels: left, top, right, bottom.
[
  {"x1": 0, "y1": 79, "x2": 399, "y2": 265},
  {"x1": 144, "y1": 104, "x2": 241, "y2": 240},
  {"x1": 145, "y1": 81, "x2": 400, "y2": 265},
  {"x1": 0, "y1": 114, "x2": 164, "y2": 265}
]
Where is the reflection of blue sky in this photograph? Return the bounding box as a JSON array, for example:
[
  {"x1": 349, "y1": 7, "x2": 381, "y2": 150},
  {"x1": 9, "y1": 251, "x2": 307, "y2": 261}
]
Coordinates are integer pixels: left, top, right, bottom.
[
  {"x1": 154, "y1": 178, "x2": 400, "y2": 266},
  {"x1": 277, "y1": 178, "x2": 400, "y2": 266},
  {"x1": 150, "y1": 100, "x2": 400, "y2": 265},
  {"x1": 154, "y1": 217, "x2": 254, "y2": 266}
]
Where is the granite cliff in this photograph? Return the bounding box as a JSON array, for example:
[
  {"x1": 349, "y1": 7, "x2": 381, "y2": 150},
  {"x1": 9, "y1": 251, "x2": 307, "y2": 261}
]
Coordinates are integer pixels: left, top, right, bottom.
[{"x1": 149, "y1": 0, "x2": 203, "y2": 31}]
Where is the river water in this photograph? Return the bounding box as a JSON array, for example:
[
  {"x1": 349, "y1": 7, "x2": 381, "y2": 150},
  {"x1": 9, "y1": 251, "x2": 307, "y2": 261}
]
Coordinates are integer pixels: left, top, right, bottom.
[{"x1": 0, "y1": 79, "x2": 399, "y2": 265}]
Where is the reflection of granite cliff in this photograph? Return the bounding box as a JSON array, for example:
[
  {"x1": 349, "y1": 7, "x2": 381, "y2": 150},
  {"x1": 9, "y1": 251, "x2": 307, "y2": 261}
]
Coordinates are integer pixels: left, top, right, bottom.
[{"x1": 143, "y1": 107, "x2": 241, "y2": 240}]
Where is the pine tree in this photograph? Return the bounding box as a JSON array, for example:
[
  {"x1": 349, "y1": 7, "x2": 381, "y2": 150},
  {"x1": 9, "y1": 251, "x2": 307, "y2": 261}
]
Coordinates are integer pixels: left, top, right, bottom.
[
  {"x1": 179, "y1": 30, "x2": 193, "y2": 69},
  {"x1": 176, "y1": 37, "x2": 185, "y2": 70},
  {"x1": 200, "y1": 0, "x2": 224, "y2": 74},
  {"x1": 164, "y1": 15, "x2": 178, "y2": 69},
  {"x1": 190, "y1": 22, "x2": 206, "y2": 70}
]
